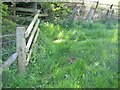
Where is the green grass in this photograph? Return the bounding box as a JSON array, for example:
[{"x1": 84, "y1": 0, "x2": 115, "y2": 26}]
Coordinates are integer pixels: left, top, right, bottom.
[
  {"x1": 2, "y1": 20, "x2": 118, "y2": 88},
  {"x1": 2, "y1": 18, "x2": 16, "y2": 62}
]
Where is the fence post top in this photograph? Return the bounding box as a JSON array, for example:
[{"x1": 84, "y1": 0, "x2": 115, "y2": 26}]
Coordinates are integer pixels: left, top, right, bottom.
[
  {"x1": 16, "y1": 26, "x2": 27, "y2": 31},
  {"x1": 16, "y1": 26, "x2": 26, "y2": 28},
  {"x1": 37, "y1": 10, "x2": 40, "y2": 13}
]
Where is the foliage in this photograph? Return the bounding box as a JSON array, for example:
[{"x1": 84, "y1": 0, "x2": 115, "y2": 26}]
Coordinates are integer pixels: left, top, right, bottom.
[
  {"x1": 2, "y1": 18, "x2": 16, "y2": 34},
  {"x1": 42, "y1": 2, "x2": 72, "y2": 24},
  {"x1": 1, "y1": 1, "x2": 119, "y2": 88},
  {"x1": 2, "y1": 20, "x2": 118, "y2": 88},
  {"x1": 1, "y1": 3, "x2": 9, "y2": 17},
  {"x1": 2, "y1": 18, "x2": 16, "y2": 62}
]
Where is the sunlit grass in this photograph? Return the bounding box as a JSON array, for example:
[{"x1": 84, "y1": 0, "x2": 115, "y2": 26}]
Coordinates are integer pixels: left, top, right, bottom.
[{"x1": 2, "y1": 20, "x2": 118, "y2": 88}]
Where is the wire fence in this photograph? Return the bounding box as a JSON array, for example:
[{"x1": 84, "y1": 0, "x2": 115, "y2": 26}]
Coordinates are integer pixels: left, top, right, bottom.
[
  {"x1": 1, "y1": 14, "x2": 35, "y2": 62},
  {"x1": 0, "y1": 34, "x2": 16, "y2": 38},
  {"x1": 1, "y1": 13, "x2": 34, "y2": 49},
  {"x1": 20, "y1": 13, "x2": 34, "y2": 25},
  {"x1": 2, "y1": 39, "x2": 16, "y2": 62},
  {"x1": 1, "y1": 33, "x2": 16, "y2": 61},
  {"x1": 1, "y1": 1, "x2": 119, "y2": 61},
  {"x1": 0, "y1": 33, "x2": 16, "y2": 47},
  {"x1": 0, "y1": 40, "x2": 16, "y2": 45}
]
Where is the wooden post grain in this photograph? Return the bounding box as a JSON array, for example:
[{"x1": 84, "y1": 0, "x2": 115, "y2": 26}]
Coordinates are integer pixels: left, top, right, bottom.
[{"x1": 16, "y1": 27, "x2": 26, "y2": 73}]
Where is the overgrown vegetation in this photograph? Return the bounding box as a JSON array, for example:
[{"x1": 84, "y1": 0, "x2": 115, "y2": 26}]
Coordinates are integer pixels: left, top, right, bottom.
[
  {"x1": 2, "y1": 20, "x2": 118, "y2": 88},
  {"x1": 2, "y1": 18, "x2": 16, "y2": 62},
  {"x1": 1, "y1": 2, "x2": 9, "y2": 17},
  {"x1": 1, "y1": 2, "x2": 118, "y2": 88}
]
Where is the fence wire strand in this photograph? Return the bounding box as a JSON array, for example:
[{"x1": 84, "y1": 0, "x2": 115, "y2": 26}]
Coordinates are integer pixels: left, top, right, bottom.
[
  {"x1": 0, "y1": 40, "x2": 16, "y2": 45},
  {"x1": 0, "y1": 34, "x2": 16, "y2": 38},
  {"x1": 20, "y1": 14, "x2": 34, "y2": 25}
]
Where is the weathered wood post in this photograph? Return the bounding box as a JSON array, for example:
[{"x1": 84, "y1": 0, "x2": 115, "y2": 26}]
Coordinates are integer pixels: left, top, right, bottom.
[
  {"x1": 12, "y1": 2, "x2": 16, "y2": 21},
  {"x1": 32, "y1": 2, "x2": 37, "y2": 15},
  {"x1": 106, "y1": 4, "x2": 113, "y2": 15},
  {"x1": 16, "y1": 27, "x2": 26, "y2": 73},
  {"x1": 94, "y1": 1, "x2": 99, "y2": 14},
  {"x1": 87, "y1": 7, "x2": 94, "y2": 29},
  {"x1": 105, "y1": 4, "x2": 114, "y2": 28}
]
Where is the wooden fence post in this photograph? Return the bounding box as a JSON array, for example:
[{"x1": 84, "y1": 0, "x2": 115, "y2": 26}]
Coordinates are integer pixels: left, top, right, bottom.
[
  {"x1": 12, "y1": 2, "x2": 16, "y2": 21},
  {"x1": 107, "y1": 9, "x2": 114, "y2": 28},
  {"x1": 106, "y1": 4, "x2": 113, "y2": 15},
  {"x1": 94, "y1": 1, "x2": 99, "y2": 14},
  {"x1": 32, "y1": 2, "x2": 37, "y2": 14},
  {"x1": 87, "y1": 7, "x2": 94, "y2": 29},
  {"x1": 16, "y1": 27, "x2": 26, "y2": 73}
]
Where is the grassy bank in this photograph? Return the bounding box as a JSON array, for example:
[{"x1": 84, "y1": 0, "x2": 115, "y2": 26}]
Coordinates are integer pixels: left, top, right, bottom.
[{"x1": 2, "y1": 21, "x2": 118, "y2": 88}]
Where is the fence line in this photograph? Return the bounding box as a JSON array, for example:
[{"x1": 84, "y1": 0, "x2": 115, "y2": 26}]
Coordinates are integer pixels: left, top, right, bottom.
[
  {"x1": 26, "y1": 19, "x2": 40, "y2": 52},
  {"x1": 26, "y1": 28, "x2": 40, "y2": 66},
  {"x1": 2, "y1": 11, "x2": 47, "y2": 74},
  {"x1": 25, "y1": 14, "x2": 39, "y2": 38},
  {"x1": 9, "y1": 7, "x2": 38, "y2": 13},
  {"x1": 0, "y1": 40, "x2": 16, "y2": 45},
  {"x1": 20, "y1": 14, "x2": 34, "y2": 25},
  {"x1": 7, "y1": 5, "x2": 48, "y2": 22},
  {"x1": 2, "y1": 1, "x2": 117, "y2": 74},
  {"x1": 0, "y1": 34, "x2": 16, "y2": 38},
  {"x1": 72, "y1": 0, "x2": 119, "y2": 8},
  {"x1": 16, "y1": 27, "x2": 26, "y2": 73},
  {"x1": 2, "y1": 52, "x2": 18, "y2": 70}
]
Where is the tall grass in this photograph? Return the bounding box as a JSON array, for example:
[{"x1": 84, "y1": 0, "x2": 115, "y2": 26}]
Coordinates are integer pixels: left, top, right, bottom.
[{"x1": 2, "y1": 21, "x2": 118, "y2": 88}]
